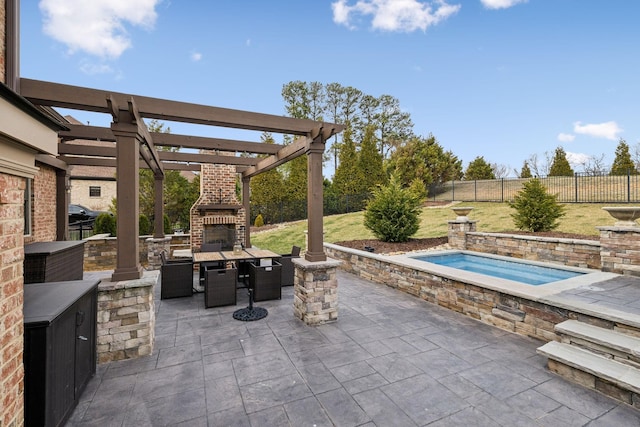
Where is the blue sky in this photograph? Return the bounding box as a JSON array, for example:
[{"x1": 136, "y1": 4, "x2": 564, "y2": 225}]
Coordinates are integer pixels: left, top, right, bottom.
[{"x1": 19, "y1": 0, "x2": 640, "y2": 177}]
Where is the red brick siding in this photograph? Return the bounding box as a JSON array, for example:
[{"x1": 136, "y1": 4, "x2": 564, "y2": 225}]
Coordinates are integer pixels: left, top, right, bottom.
[
  {"x1": 0, "y1": 172, "x2": 25, "y2": 427},
  {"x1": 29, "y1": 163, "x2": 57, "y2": 242}
]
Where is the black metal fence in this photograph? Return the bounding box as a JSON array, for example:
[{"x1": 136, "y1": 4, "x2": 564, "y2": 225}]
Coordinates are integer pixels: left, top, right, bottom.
[
  {"x1": 429, "y1": 172, "x2": 640, "y2": 203},
  {"x1": 68, "y1": 220, "x2": 97, "y2": 240}
]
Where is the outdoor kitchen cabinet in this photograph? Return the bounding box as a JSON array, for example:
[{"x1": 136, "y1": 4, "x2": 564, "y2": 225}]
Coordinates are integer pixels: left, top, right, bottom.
[{"x1": 23, "y1": 279, "x2": 99, "y2": 427}]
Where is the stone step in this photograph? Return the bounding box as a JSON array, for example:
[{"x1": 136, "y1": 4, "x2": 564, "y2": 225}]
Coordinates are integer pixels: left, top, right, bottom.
[
  {"x1": 537, "y1": 341, "x2": 640, "y2": 395},
  {"x1": 555, "y1": 320, "x2": 640, "y2": 364}
]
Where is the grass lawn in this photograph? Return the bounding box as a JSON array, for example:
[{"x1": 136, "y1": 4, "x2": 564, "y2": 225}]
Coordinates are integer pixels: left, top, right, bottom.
[{"x1": 251, "y1": 202, "x2": 623, "y2": 254}]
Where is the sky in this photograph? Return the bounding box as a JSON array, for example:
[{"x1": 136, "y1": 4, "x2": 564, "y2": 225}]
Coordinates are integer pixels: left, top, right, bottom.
[{"x1": 19, "y1": 0, "x2": 640, "y2": 178}]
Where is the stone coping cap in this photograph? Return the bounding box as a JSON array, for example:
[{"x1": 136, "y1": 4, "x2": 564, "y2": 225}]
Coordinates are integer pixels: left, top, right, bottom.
[
  {"x1": 98, "y1": 270, "x2": 159, "y2": 291},
  {"x1": 468, "y1": 231, "x2": 600, "y2": 246},
  {"x1": 293, "y1": 256, "x2": 342, "y2": 270}
]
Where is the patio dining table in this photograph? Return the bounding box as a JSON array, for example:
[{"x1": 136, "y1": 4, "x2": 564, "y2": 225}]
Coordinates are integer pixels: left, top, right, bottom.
[{"x1": 192, "y1": 248, "x2": 280, "y2": 321}]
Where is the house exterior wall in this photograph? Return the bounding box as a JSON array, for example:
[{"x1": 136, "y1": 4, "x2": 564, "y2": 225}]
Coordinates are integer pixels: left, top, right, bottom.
[
  {"x1": 28, "y1": 162, "x2": 58, "y2": 243},
  {"x1": 0, "y1": 1, "x2": 5, "y2": 83},
  {"x1": 0, "y1": 173, "x2": 26, "y2": 427},
  {"x1": 71, "y1": 178, "x2": 116, "y2": 211}
]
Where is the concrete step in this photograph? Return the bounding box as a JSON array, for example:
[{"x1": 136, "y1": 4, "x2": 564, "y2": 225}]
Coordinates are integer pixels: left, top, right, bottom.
[
  {"x1": 555, "y1": 320, "x2": 640, "y2": 366},
  {"x1": 537, "y1": 340, "x2": 640, "y2": 395}
]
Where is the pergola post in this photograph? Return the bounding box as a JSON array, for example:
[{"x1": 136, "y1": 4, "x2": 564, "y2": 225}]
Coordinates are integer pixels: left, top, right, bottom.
[
  {"x1": 305, "y1": 138, "x2": 327, "y2": 262},
  {"x1": 242, "y1": 176, "x2": 251, "y2": 248},
  {"x1": 153, "y1": 172, "x2": 164, "y2": 238},
  {"x1": 56, "y1": 169, "x2": 70, "y2": 241},
  {"x1": 111, "y1": 116, "x2": 144, "y2": 282}
]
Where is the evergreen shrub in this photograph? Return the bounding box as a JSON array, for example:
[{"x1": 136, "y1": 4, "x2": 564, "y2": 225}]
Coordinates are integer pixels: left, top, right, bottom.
[
  {"x1": 508, "y1": 178, "x2": 565, "y2": 232},
  {"x1": 95, "y1": 212, "x2": 117, "y2": 236},
  {"x1": 363, "y1": 175, "x2": 421, "y2": 242}
]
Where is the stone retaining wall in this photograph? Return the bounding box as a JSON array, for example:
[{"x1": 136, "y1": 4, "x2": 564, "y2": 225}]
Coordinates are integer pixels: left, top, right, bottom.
[
  {"x1": 464, "y1": 232, "x2": 601, "y2": 269},
  {"x1": 324, "y1": 244, "x2": 638, "y2": 342},
  {"x1": 83, "y1": 234, "x2": 190, "y2": 271}
]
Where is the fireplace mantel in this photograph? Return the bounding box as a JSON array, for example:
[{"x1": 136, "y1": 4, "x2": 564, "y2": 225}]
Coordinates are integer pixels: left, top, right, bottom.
[{"x1": 197, "y1": 204, "x2": 242, "y2": 214}]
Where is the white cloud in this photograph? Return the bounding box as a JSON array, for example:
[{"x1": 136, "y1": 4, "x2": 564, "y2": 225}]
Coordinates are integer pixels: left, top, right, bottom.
[
  {"x1": 557, "y1": 133, "x2": 575, "y2": 143},
  {"x1": 191, "y1": 51, "x2": 203, "y2": 62},
  {"x1": 331, "y1": 0, "x2": 461, "y2": 32},
  {"x1": 79, "y1": 61, "x2": 113, "y2": 75},
  {"x1": 480, "y1": 0, "x2": 528, "y2": 9},
  {"x1": 566, "y1": 151, "x2": 591, "y2": 168},
  {"x1": 573, "y1": 121, "x2": 622, "y2": 140},
  {"x1": 39, "y1": 0, "x2": 160, "y2": 59}
]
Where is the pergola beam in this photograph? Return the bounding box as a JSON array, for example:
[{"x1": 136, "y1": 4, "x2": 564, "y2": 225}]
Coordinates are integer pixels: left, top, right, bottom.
[
  {"x1": 242, "y1": 136, "x2": 309, "y2": 178},
  {"x1": 21, "y1": 78, "x2": 321, "y2": 135}
]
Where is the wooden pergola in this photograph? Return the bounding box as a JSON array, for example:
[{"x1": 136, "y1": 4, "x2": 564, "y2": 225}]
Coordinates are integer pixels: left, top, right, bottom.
[{"x1": 20, "y1": 78, "x2": 344, "y2": 281}]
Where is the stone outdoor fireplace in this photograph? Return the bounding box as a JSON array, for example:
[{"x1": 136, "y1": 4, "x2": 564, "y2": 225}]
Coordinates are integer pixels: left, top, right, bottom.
[{"x1": 190, "y1": 162, "x2": 246, "y2": 252}]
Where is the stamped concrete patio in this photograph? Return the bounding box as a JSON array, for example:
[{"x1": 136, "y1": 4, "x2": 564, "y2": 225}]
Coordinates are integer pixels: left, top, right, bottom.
[{"x1": 67, "y1": 270, "x2": 640, "y2": 426}]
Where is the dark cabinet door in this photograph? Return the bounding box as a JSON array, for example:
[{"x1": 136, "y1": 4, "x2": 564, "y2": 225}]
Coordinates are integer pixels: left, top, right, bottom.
[{"x1": 74, "y1": 289, "x2": 97, "y2": 398}]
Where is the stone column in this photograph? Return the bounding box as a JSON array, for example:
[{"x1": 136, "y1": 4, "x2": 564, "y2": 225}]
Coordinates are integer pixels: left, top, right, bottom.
[
  {"x1": 448, "y1": 219, "x2": 477, "y2": 250},
  {"x1": 598, "y1": 225, "x2": 640, "y2": 275},
  {"x1": 146, "y1": 236, "x2": 171, "y2": 270},
  {"x1": 293, "y1": 258, "x2": 341, "y2": 325}
]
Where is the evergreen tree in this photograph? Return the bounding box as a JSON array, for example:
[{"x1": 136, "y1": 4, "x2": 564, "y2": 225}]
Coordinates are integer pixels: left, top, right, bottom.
[
  {"x1": 386, "y1": 134, "x2": 463, "y2": 192},
  {"x1": 464, "y1": 156, "x2": 496, "y2": 180},
  {"x1": 249, "y1": 133, "x2": 286, "y2": 224},
  {"x1": 508, "y1": 178, "x2": 565, "y2": 231},
  {"x1": 520, "y1": 161, "x2": 533, "y2": 178},
  {"x1": 363, "y1": 174, "x2": 421, "y2": 242},
  {"x1": 333, "y1": 127, "x2": 364, "y2": 197},
  {"x1": 357, "y1": 125, "x2": 386, "y2": 192},
  {"x1": 548, "y1": 147, "x2": 574, "y2": 176},
  {"x1": 610, "y1": 138, "x2": 638, "y2": 176}
]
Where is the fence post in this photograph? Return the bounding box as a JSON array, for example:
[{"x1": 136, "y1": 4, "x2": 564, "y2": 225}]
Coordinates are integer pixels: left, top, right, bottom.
[
  {"x1": 501, "y1": 178, "x2": 504, "y2": 202},
  {"x1": 474, "y1": 180, "x2": 477, "y2": 202},
  {"x1": 628, "y1": 169, "x2": 631, "y2": 203},
  {"x1": 575, "y1": 172, "x2": 578, "y2": 203}
]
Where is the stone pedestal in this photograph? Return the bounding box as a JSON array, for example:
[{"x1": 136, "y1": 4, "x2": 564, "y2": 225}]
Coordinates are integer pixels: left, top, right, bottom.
[
  {"x1": 146, "y1": 236, "x2": 171, "y2": 270},
  {"x1": 448, "y1": 219, "x2": 477, "y2": 249},
  {"x1": 293, "y1": 258, "x2": 341, "y2": 325},
  {"x1": 598, "y1": 226, "x2": 640, "y2": 274}
]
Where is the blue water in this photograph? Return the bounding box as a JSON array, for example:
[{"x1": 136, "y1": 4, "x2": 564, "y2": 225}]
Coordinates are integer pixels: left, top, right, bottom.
[{"x1": 412, "y1": 253, "x2": 585, "y2": 286}]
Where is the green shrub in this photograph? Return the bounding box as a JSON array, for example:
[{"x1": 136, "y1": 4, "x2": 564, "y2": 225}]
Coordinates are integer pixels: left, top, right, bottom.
[
  {"x1": 363, "y1": 174, "x2": 421, "y2": 242},
  {"x1": 163, "y1": 214, "x2": 172, "y2": 235},
  {"x1": 254, "y1": 213, "x2": 264, "y2": 228},
  {"x1": 139, "y1": 214, "x2": 151, "y2": 236},
  {"x1": 508, "y1": 178, "x2": 565, "y2": 232},
  {"x1": 95, "y1": 212, "x2": 116, "y2": 236},
  {"x1": 408, "y1": 178, "x2": 427, "y2": 202}
]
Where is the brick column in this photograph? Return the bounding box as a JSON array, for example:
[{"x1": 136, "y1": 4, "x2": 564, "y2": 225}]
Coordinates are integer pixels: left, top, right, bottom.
[
  {"x1": 293, "y1": 258, "x2": 341, "y2": 325},
  {"x1": 598, "y1": 225, "x2": 640, "y2": 274},
  {"x1": 448, "y1": 219, "x2": 477, "y2": 249},
  {"x1": 0, "y1": 173, "x2": 26, "y2": 427}
]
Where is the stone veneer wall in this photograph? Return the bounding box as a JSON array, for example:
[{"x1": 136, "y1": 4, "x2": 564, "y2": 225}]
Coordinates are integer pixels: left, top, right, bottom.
[
  {"x1": 96, "y1": 271, "x2": 158, "y2": 363},
  {"x1": 463, "y1": 232, "x2": 601, "y2": 270},
  {"x1": 0, "y1": 173, "x2": 26, "y2": 427},
  {"x1": 324, "y1": 244, "x2": 639, "y2": 343},
  {"x1": 83, "y1": 234, "x2": 191, "y2": 271}
]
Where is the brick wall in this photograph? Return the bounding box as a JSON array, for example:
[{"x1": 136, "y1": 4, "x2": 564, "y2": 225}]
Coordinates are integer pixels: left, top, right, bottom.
[
  {"x1": 0, "y1": 172, "x2": 25, "y2": 427},
  {"x1": 71, "y1": 179, "x2": 116, "y2": 212},
  {"x1": 29, "y1": 162, "x2": 57, "y2": 242}
]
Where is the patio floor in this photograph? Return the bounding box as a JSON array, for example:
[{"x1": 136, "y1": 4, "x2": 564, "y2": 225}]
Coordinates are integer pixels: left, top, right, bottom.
[{"x1": 67, "y1": 270, "x2": 640, "y2": 426}]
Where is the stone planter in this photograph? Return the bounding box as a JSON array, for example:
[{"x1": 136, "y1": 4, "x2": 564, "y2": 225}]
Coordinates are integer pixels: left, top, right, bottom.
[
  {"x1": 602, "y1": 206, "x2": 640, "y2": 227},
  {"x1": 452, "y1": 206, "x2": 473, "y2": 221}
]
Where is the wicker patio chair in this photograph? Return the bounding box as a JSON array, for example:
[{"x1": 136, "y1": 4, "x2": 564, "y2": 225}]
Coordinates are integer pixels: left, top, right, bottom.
[
  {"x1": 204, "y1": 266, "x2": 237, "y2": 308},
  {"x1": 279, "y1": 245, "x2": 301, "y2": 287},
  {"x1": 199, "y1": 242, "x2": 224, "y2": 284},
  {"x1": 160, "y1": 251, "x2": 194, "y2": 299},
  {"x1": 250, "y1": 260, "x2": 282, "y2": 301}
]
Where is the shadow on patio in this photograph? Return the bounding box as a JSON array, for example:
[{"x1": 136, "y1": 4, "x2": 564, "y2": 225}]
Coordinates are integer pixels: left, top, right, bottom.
[{"x1": 68, "y1": 271, "x2": 640, "y2": 426}]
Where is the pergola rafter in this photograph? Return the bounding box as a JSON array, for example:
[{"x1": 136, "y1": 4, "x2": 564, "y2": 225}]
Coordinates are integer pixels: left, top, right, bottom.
[{"x1": 20, "y1": 77, "x2": 345, "y2": 280}]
